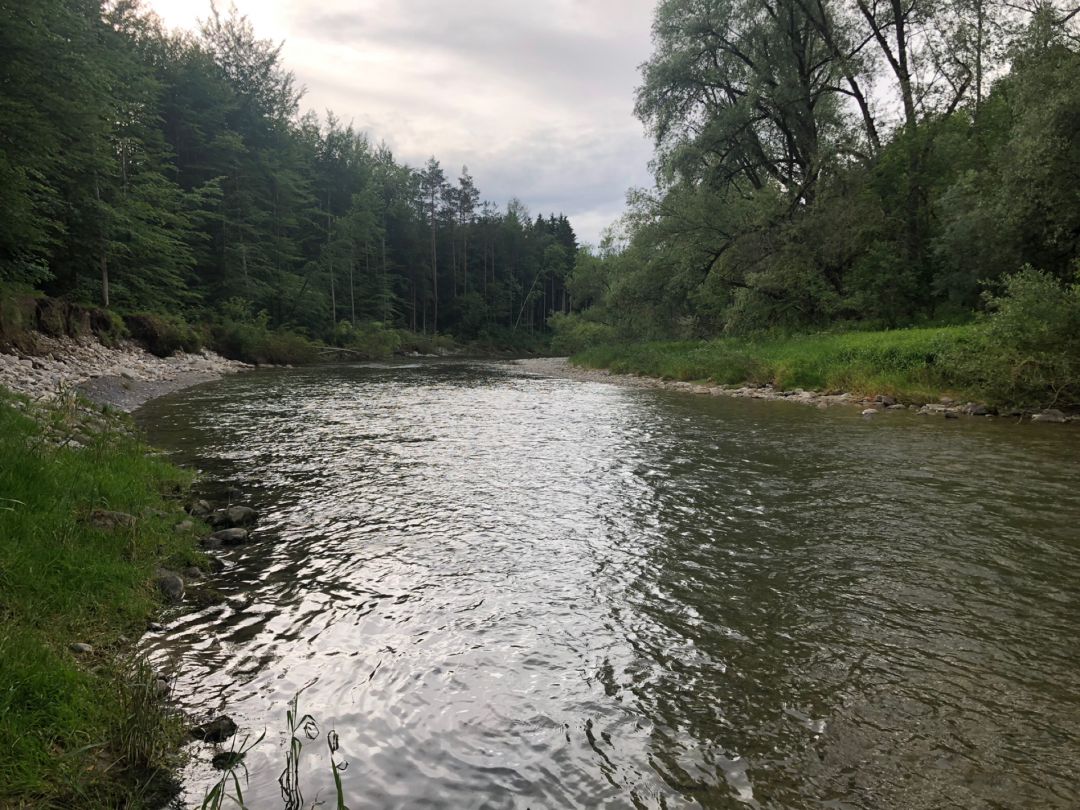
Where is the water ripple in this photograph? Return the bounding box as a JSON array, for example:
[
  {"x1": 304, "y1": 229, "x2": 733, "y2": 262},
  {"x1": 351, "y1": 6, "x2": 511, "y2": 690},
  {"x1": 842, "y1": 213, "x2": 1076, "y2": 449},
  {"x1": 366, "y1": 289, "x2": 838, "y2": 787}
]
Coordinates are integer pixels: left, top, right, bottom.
[{"x1": 136, "y1": 361, "x2": 1080, "y2": 809}]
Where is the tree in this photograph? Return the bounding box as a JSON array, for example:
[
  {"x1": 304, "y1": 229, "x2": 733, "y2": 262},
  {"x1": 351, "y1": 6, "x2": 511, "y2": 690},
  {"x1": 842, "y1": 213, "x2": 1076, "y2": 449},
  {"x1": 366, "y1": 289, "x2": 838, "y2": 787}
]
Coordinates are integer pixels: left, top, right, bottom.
[{"x1": 419, "y1": 158, "x2": 446, "y2": 331}]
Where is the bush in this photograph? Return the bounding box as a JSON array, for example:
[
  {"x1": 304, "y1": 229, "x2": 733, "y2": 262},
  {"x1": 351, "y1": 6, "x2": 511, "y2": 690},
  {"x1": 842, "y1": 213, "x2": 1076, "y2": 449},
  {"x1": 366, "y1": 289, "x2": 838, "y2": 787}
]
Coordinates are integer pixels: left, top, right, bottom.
[
  {"x1": 211, "y1": 321, "x2": 317, "y2": 365},
  {"x1": 332, "y1": 320, "x2": 402, "y2": 359},
  {"x1": 946, "y1": 266, "x2": 1080, "y2": 407},
  {"x1": 0, "y1": 287, "x2": 41, "y2": 349},
  {"x1": 123, "y1": 313, "x2": 203, "y2": 357},
  {"x1": 549, "y1": 312, "x2": 618, "y2": 355}
]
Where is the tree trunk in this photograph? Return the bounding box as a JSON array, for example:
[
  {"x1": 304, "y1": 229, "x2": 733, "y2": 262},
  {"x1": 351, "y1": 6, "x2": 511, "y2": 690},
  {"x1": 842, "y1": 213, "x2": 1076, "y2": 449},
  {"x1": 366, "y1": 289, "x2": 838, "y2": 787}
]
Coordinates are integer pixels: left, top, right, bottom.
[
  {"x1": 100, "y1": 252, "x2": 109, "y2": 309},
  {"x1": 329, "y1": 258, "x2": 336, "y2": 327},
  {"x1": 350, "y1": 253, "x2": 357, "y2": 326}
]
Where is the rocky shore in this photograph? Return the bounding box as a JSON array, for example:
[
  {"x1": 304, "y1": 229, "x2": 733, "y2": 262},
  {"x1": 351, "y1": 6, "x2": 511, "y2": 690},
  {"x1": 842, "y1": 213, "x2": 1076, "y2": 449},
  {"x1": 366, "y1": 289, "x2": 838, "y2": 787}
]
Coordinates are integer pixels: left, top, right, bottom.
[
  {"x1": 0, "y1": 334, "x2": 252, "y2": 411},
  {"x1": 515, "y1": 357, "x2": 1076, "y2": 423}
]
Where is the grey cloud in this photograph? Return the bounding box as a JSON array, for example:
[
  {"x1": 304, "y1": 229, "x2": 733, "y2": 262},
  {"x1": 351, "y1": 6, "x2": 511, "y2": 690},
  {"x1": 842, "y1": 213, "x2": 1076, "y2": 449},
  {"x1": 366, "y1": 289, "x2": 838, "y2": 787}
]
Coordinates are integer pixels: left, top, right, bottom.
[
  {"x1": 298, "y1": 1, "x2": 650, "y2": 111},
  {"x1": 157, "y1": 0, "x2": 660, "y2": 243}
]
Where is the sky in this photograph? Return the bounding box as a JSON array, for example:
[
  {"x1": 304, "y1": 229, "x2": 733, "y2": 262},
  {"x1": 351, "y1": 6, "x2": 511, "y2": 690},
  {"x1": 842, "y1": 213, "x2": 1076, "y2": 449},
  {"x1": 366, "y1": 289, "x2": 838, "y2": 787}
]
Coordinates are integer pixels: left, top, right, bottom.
[{"x1": 143, "y1": 0, "x2": 659, "y2": 245}]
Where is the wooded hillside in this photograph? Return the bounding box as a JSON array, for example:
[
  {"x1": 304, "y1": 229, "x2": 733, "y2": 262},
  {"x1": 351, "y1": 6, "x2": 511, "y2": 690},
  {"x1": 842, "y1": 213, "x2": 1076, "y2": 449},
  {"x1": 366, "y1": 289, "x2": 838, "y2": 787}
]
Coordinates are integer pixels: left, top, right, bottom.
[{"x1": 1, "y1": 1, "x2": 578, "y2": 343}]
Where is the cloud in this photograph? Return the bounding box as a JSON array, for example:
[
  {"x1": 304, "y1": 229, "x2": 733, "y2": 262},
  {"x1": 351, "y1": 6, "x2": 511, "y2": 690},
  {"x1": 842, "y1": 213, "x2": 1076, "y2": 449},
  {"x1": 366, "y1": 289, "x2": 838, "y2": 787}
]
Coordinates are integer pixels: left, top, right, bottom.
[{"x1": 145, "y1": 0, "x2": 659, "y2": 242}]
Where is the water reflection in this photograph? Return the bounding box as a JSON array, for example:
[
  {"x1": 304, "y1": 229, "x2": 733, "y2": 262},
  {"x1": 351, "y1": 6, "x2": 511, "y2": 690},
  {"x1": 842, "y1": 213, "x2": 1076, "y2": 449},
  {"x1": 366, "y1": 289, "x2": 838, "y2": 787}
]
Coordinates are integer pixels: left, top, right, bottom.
[{"x1": 137, "y1": 362, "x2": 1080, "y2": 808}]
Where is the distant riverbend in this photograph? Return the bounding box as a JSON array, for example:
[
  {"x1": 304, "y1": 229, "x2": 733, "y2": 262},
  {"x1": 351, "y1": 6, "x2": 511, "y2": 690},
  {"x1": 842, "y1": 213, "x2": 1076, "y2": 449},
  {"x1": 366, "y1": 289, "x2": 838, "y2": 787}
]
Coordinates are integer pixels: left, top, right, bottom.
[{"x1": 139, "y1": 360, "x2": 1080, "y2": 808}]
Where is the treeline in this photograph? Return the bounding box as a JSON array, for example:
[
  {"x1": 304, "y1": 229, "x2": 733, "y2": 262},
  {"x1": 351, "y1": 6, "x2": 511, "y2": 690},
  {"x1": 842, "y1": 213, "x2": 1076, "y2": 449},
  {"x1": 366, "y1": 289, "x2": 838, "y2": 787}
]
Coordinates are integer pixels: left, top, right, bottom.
[
  {"x1": 0, "y1": 1, "x2": 578, "y2": 346},
  {"x1": 558, "y1": 0, "x2": 1080, "y2": 345}
]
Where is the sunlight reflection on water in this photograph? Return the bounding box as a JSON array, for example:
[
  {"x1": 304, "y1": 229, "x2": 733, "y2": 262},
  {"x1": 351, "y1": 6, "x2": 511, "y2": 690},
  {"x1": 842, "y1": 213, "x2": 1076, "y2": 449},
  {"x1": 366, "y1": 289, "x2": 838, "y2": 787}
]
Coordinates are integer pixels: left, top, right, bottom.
[{"x1": 138, "y1": 361, "x2": 1080, "y2": 809}]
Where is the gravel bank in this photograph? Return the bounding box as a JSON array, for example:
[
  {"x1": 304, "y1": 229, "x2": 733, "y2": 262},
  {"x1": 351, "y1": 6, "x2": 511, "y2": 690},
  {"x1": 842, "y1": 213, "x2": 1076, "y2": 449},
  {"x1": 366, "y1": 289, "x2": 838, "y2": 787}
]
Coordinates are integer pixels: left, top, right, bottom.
[{"x1": 0, "y1": 334, "x2": 252, "y2": 412}]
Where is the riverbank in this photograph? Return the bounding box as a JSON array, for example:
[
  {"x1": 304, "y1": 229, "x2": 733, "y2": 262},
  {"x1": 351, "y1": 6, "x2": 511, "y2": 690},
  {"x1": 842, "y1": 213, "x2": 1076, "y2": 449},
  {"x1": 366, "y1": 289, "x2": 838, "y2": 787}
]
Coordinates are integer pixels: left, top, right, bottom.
[
  {"x1": 519, "y1": 346, "x2": 1077, "y2": 423},
  {"x1": 0, "y1": 333, "x2": 253, "y2": 412},
  {"x1": 0, "y1": 392, "x2": 213, "y2": 807}
]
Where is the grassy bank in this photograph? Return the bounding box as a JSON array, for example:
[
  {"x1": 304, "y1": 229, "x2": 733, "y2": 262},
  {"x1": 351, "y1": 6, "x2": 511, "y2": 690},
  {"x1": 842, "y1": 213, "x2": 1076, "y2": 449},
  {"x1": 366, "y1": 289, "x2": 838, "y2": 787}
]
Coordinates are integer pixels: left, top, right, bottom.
[
  {"x1": 574, "y1": 326, "x2": 978, "y2": 403},
  {"x1": 0, "y1": 393, "x2": 205, "y2": 807}
]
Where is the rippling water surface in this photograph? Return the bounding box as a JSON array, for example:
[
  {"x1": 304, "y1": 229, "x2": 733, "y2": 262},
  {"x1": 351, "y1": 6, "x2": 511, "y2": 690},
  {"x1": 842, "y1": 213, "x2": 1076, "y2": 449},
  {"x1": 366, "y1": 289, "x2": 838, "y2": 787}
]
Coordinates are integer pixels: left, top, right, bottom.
[{"x1": 137, "y1": 361, "x2": 1080, "y2": 809}]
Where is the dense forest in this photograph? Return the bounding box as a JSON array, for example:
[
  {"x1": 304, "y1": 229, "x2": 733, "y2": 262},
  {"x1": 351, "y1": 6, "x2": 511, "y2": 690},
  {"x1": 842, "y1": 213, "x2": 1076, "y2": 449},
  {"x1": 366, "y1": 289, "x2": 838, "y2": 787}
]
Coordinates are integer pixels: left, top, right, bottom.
[
  {"x1": 0, "y1": 1, "x2": 578, "y2": 351},
  {"x1": 557, "y1": 0, "x2": 1080, "y2": 344}
]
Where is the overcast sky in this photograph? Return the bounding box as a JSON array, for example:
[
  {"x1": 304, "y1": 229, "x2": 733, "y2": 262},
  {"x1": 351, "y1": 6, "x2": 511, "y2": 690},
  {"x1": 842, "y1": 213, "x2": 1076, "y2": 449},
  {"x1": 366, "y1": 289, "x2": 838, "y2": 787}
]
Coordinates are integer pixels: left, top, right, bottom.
[{"x1": 144, "y1": 0, "x2": 659, "y2": 245}]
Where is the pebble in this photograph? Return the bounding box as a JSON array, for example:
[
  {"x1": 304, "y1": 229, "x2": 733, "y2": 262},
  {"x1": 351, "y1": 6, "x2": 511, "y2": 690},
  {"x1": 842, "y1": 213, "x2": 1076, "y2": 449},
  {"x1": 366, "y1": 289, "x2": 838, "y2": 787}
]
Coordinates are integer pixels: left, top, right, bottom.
[{"x1": 0, "y1": 334, "x2": 251, "y2": 406}]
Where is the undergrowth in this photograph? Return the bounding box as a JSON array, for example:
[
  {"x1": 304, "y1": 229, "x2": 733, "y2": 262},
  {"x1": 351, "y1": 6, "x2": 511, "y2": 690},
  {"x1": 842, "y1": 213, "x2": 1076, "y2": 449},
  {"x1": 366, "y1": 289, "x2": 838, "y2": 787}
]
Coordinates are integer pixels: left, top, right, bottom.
[{"x1": 574, "y1": 326, "x2": 977, "y2": 403}]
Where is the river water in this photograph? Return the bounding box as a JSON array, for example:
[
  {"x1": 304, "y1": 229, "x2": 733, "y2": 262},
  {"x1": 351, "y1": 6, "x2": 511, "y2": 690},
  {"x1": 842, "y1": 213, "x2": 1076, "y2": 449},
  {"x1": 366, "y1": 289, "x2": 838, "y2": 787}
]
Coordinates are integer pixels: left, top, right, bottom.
[{"x1": 137, "y1": 361, "x2": 1080, "y2": 809}]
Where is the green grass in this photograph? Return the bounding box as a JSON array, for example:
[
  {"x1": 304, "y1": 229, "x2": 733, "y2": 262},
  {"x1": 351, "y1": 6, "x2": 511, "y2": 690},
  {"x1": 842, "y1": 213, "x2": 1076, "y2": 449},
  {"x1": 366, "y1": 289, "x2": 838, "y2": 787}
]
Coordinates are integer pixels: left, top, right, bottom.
[
  {"x1": 573, "y1": 325, "x2": 978, "y2": 403},
  {"x1": 0, "y1": 393, "x2": 205, "y2": 808}
]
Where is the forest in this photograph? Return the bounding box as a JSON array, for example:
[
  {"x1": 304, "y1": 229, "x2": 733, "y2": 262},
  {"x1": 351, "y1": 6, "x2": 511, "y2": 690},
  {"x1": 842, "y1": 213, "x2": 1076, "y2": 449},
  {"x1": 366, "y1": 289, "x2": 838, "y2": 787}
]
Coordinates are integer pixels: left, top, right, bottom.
[
  {"x1": 552, "y1": 0, "x2": 1080, "y2": 406},
  {"x1": 1, "y1": 1, "x2": 578, "y2": 355}
]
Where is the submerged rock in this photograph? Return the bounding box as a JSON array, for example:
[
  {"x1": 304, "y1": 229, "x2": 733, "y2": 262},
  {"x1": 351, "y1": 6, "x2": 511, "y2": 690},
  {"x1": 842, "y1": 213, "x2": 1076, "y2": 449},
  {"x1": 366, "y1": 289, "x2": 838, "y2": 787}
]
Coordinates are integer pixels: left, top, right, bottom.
[
  {"x1": 861, "y1": 408, "x2": 879, "y2": 417},
  {"x1": 212, "y1": 751, "x2": 246, "y2": 771},
  {"x1": 187, "y1": 587, "x2": 227, "y2": 609},
  {"x1": 208, "y1": 505, "x2": 257, "y2": 528},
  {"x1": 1032, "y1": 409, "x2": 1067, "y2": 423},
  {"x1": 190, "y1": 716, "x2": 238, "y2": 744}
]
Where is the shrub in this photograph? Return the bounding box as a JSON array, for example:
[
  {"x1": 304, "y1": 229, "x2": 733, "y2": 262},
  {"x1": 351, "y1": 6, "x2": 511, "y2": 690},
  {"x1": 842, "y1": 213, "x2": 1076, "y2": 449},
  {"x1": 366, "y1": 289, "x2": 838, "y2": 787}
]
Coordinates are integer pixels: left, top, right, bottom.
[
  {"x1": 946, "y1": 266, "x2": 1080, "y2": 407},
  {"x1": 211, "y1": 319, "x2": 317, "y2": 365},
  {"x1": 0, "y1": 288, "x2": 41, "y2": 349},
  {"x1": 123, "y1": 313, "x2": 203, "y2": 357},
  {"x1": 331, "y1": 320, "x2": 402, "y2": 359},
  {"x1": 549, "y1": 312, "x2": 618, "y2": 355}
]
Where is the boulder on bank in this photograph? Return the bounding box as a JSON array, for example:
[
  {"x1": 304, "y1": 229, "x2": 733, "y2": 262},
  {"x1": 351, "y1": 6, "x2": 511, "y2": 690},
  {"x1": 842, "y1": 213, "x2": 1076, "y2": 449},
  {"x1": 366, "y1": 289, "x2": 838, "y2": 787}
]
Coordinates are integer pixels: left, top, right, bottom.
[
  {"x1": 154, "y1": 570, "x2": 185, "y2": 604},
  {"x1": 88, "y1": 509, "x2": 136, "y2": 530},
  {"x1": 186, "y1": 499, "x2": 212, "y2": 519},
  {"x1": 208, "y1": 505, "x2": 257, "y2": 529},
  {"x1": 190, "y1": 716, "x2": 238, "y2": 744},
  {"x1": 201, "y1": 528, "x2": 249, "y2": 550}
]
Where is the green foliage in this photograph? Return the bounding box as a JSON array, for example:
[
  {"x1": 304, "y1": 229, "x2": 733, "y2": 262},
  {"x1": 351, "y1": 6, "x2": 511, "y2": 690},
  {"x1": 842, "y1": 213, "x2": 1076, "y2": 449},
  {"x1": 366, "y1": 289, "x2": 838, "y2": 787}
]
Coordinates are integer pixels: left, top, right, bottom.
[
  {"x1": 0, "y1": 394, "x2": 202, "y2": 806},
  {"x1": 0, "y1": 2, "x2": 577, "y2": 344},
  {"x1": 947, "y1": 267, "x2": 1080, "y2": 407},
  {"x1": 124, "y1": 312, "x2": 205, "y2": 357},
  {"x1": 576, "y1": 326, "x2": 976, "y2": 401},
  {"x1": 332, "y1": 320, "x2": 403, "y2": 359},
  {"x1": 211, "y1": 322, "x2": 317, "y2": 366},
  {"x1": 566, "y1": 0, "x2": 1080, "y2": 380},
  {"x1": 549, "y1": 312, "x2": 619, "y2": 355}
]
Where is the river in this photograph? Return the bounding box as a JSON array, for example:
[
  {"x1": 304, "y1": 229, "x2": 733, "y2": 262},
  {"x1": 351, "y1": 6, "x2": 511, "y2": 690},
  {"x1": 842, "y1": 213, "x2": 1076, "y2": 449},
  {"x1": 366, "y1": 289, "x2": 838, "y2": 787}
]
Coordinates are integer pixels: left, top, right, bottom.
[{"x1": 137, "y1": 360, "x2": 1080, "y2": 809}]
